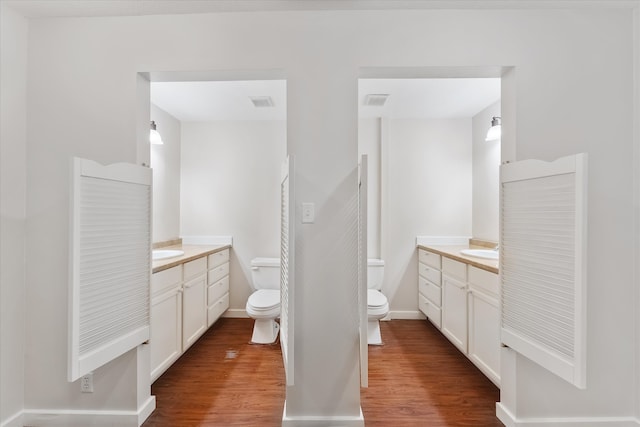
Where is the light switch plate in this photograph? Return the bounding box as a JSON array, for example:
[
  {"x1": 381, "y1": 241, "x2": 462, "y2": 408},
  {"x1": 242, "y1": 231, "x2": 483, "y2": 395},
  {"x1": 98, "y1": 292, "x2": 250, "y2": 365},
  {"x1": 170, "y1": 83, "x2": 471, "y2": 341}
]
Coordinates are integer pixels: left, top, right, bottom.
[{"x1": 302, "y1": 202, "x2": 315, "y2": 223}]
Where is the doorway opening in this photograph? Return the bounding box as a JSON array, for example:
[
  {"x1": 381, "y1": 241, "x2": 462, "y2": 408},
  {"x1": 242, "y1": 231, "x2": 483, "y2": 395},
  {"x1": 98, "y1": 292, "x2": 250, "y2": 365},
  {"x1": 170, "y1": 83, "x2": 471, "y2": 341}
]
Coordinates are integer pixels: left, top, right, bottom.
[{"x1": 137, "y1": 71, "x2": 287, "y2": 382}]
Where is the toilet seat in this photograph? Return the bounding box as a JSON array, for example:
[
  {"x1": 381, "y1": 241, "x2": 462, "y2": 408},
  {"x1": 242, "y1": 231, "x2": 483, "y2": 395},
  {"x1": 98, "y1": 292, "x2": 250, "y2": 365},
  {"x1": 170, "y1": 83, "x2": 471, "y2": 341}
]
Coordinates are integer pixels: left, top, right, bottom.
[
  {"x1": 367, "y1": 289, "x2": 387, "y2": 307},
  {"x1": 246, "y1": 289, "x2": 280, "y2": 320},
  {"x1": 367, "y1": 289, "x2": 389, "y2": 320},
  {"x1": 248, "y1": 289, "x2": 280, "y2": 310}
]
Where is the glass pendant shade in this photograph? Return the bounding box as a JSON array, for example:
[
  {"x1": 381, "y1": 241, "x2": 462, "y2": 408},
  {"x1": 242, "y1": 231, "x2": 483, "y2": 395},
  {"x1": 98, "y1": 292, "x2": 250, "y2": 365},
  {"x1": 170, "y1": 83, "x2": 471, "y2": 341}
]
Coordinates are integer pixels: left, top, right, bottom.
[
  {"x1": 485, "y1": 116, "x2": 501, "y2": 142},
  {"x1": 149, "y1": 121, "x2": 164, "y2": 145}
]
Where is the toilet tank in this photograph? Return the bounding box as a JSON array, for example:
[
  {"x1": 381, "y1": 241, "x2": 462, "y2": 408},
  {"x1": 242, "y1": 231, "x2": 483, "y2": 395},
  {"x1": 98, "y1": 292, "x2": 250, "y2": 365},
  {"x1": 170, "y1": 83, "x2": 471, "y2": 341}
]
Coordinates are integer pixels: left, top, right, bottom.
[
  {"x1": 367, "y1": 259, "x2": 385, "y2": 290},
  {"x1": 250, "y1": 258, "x2": 281, "y2": 290}
]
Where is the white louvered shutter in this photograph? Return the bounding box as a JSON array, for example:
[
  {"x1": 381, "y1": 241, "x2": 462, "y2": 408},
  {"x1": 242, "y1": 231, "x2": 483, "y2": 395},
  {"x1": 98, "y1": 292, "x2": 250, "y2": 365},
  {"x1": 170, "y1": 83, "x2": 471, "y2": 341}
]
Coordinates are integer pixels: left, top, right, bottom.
[
  {"x1": 500, "y1": 153, "x2": 587, "y2": 388},
  {"x1": 358, "y1": 155, "x2": 369, "y2": 387},
  {"x1": 280, "y1": 155, "x2": 295, "y2": 386},
  {"x1": 69, "y1": 158, "x2": 152, "y2": 382}
]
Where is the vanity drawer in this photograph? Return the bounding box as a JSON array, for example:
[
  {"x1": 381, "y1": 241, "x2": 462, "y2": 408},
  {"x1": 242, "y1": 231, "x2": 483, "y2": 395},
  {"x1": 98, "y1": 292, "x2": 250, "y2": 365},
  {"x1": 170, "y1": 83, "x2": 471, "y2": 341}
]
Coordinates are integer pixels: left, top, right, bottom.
[
  {"x1": 419, "y1": 275, "x2": 441, "y2": 307},
  {"x1": 418, "y1": 249, "x2": 441, "y2": 269},
  {"x1": 208, "y1": 249, "x2": 230, "y2": 269},
  {"x1": 442, "y1": 257, "x2": 467, "y2": 281},
  {"x1": 419, "y1": 294, "x2": 441, "y2": 329},
  {"x1": 208, "y1": 262, "x2": 229, "y2": 285},
  {"x1": 152, "y1": 265, "x2": 182, "y2": 297},
  {"x1": 468, "y1": 265, "x2": 499, "y2": 296},
  {"x1": 207, "y1": 276, "x2": 229, "y2": 306},
  {"x1": 418, "y1": 262, "x2": 441, "y2": 285},
  {"x1": 184, "y1": 256, "x2": 207, "y2": 280},
  {"x1": 207, "y1": 293, "x2": 229, "y2": 327}
]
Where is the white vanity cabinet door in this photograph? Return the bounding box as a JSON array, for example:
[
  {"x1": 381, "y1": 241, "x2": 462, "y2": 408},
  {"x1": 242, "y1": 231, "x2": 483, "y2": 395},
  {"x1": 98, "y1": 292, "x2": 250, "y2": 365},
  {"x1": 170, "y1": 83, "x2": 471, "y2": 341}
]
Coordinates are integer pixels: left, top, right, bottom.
[
  {"x1": 441, "y1": 273, "x2": 468, "y2": 354},
  {"x1": 150, "y1": 265, "x2": 183, "y2": 383},
  {"x1": 468, "y1": 286, "x2": 500, "y2": 386},
  {"x1": 150, "y1": 286, "x2": 183, "y2": 382},
  {"x1": 182, "y1": 259, "x2": 207, "y2": 351},
  {"x1": 467, "y1": 266, "x2": 500, "y2": 386}
]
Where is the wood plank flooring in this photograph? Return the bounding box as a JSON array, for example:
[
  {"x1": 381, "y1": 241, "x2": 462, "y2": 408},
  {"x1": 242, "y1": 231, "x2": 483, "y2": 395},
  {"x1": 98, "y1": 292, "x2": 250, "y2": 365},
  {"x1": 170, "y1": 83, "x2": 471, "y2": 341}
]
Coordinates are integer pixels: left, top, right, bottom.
[{"x1": 142, "y1": 318, "x2": 502, "y2": 426}]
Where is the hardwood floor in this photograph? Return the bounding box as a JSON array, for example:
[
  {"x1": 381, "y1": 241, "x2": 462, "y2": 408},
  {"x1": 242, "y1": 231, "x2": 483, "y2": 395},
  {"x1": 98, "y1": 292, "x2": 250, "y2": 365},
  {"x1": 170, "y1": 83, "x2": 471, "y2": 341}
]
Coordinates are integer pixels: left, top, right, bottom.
[
  {"x1": 362, "y1": 319, "x2": 502, "y2": 427},
  {"x1": 142, "y1": 318, "x2": 502, "y2": 426}
]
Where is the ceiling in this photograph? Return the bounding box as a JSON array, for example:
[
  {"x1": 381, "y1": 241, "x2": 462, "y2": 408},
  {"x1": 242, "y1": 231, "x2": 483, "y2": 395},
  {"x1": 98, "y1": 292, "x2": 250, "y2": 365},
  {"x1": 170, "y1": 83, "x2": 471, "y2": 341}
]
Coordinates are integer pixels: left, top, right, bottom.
[
  {"x1": 359, "y1": 78, "x2": 500, "y2": 119},
  {"x1": 5, "y1": 0, "x2": 625, "y2": 18},
  {"x1": 151, "y1": 78, "x2": 500, "y2": 122},
  {"x1": 151, "y1": 80, "x2": 287, "y2": 122}
]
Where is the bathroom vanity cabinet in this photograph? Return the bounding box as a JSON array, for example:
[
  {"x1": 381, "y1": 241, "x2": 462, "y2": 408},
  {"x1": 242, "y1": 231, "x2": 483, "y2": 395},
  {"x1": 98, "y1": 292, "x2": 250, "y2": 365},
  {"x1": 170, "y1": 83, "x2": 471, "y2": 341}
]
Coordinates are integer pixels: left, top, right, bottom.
[
  {"x1": 150, "y1": 246, "x2": 230, "y2": 383},
  {"x1": 417, "y1": 246, "x2": 500, "y2": 387}
]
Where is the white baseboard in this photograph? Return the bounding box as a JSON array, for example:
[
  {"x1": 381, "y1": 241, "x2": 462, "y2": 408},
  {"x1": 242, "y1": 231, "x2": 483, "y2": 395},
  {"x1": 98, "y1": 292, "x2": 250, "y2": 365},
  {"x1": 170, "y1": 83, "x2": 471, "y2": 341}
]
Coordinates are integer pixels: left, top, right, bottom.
[
  {"x1": 0, "y1": 411, "x2": 23, "y2": 427},
  {"x1": 497, "y1": 403, "x2": 640, "y2": 427},
  {"x1": 181, "y1": 235, "x2": 233, "y2": 246},
  {"x1": 22, "y1": 397, "x2": 156, "y2": 427},
  {"x1": 223, "y1": 308, "x2": 250, "y2": 318},
  {"x1": 282, "y1": 402, "x2": 364, "y2": 427},
  {"x1": 137, "y1": 396, "x2": 156, "y2": 426},
  {"x1": 389, "y1": 310, "x2": 424, "y2": 320}
]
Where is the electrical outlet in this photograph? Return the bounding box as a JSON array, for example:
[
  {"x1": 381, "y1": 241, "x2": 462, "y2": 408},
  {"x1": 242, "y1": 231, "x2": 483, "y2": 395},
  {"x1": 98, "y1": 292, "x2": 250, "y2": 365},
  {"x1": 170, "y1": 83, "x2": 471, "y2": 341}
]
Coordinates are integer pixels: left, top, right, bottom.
[{"x1": 80, "y1": 373, "x2": 94, "y2": 393}]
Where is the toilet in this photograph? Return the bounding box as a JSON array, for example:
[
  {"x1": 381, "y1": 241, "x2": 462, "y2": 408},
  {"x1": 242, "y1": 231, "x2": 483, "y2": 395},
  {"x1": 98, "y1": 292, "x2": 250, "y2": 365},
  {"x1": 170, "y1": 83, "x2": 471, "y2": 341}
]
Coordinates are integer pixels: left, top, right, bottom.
[
  {"x1": 367, "y1": 259, "x2": 389, "y2": 345},
  {"x1": 246, "y1": 257, "x2": 281, "y2": 344}
]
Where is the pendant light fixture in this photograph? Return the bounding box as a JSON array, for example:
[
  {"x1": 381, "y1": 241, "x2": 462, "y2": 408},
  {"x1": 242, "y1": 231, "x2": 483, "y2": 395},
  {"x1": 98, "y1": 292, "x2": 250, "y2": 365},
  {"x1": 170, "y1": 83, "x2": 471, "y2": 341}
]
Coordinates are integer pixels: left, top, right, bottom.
[
  {"x1": 485, "y1": 116, "x2": 501, "y2": 142},
  {"x1": 149, "y1": 120, "x2": 164, "y2": 145}
]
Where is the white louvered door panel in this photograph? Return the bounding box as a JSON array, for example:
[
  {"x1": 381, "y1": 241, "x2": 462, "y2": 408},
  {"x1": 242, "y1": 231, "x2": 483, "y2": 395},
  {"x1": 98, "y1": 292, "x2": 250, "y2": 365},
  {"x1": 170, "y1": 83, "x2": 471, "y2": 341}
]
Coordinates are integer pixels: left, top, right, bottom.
[
  {"x1": 358, "y1": 155, "x2": 368, "y2": 387},
  {"x1": 280, "y1": 155, "x2": 295, "y2": 386},
  {"x1": 69, "y1": 158, "x2": 152, "y2": 382},
  {"x1": 500, "y1": 153, "x2": 587, "y2": 388}
]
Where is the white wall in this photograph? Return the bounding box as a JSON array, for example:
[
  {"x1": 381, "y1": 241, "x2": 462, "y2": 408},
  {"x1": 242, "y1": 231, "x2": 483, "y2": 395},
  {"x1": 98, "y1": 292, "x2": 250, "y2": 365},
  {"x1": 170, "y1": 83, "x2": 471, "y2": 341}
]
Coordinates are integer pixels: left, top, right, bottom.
[
  {"x1": 150, "y1": 103, "x2": 181, "y2": 243},
  {"x1": 23, "y1": 12, "x2": 151, "y2": 423},
  {"x1": 472, "y1": 100, "x2": 501, "y2": 242},
  {"x1": 500, "y1": 10, "x2": 636, "y2": 422},
  {"x1": 11, "y1": 5, "x2": 639, "y2": 425},
  {"x1": 382, "y1": 118, "x2": 472, "y2": 314},
  {"x1": 0, "y1": 4, "x2": 27, "y2": 426},
  {"x1": 180, "y1": 120, "x2": 286, "y2": 311}
]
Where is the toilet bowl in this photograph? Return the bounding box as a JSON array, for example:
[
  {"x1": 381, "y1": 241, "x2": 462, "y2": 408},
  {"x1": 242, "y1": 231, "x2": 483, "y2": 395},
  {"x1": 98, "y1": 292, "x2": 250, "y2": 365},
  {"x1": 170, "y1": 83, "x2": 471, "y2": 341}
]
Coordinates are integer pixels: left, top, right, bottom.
[
  {"x1": 367, "y1": 259, "x2": 389, "y2": 345},
  {"x1": 246, "y1": 257, "x2": 281, "y2": 344}
]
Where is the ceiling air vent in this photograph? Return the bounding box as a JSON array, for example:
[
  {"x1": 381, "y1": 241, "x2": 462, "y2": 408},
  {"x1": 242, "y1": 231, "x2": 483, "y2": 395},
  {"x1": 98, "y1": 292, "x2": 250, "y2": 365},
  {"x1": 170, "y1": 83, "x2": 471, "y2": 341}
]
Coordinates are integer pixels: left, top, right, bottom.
[
  {"x1": 250, "y1": 96, "x2": 274, "y2": 108},
  {"x1": 364, "y1": 94, "x2": 390, "y2": 107}
]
